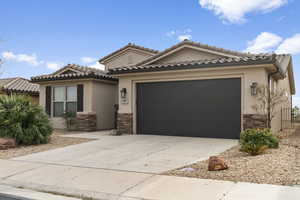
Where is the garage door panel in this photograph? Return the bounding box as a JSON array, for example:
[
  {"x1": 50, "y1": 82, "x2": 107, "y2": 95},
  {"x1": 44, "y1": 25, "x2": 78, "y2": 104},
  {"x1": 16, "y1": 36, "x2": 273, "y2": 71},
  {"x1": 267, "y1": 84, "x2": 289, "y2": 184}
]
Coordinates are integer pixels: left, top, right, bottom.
[{"x1": 137, "y1": 78, "x2": 241, "y2": 139}]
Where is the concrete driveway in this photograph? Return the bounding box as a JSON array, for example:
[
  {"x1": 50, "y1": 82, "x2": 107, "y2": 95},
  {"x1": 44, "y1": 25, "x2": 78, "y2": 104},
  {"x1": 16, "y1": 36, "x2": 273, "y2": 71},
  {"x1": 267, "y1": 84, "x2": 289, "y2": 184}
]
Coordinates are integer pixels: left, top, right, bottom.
[{"x1": 13, "y1": 131, "x2": 237, "y2": 173}]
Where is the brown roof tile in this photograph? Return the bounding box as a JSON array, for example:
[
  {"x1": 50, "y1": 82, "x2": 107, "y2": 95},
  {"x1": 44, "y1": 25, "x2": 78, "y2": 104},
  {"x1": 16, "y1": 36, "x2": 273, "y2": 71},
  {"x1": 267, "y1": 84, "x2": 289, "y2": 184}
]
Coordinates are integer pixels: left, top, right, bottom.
[
  {"x1": 0, "y1": 77, "x2": 39, "y2": 94},
  {"x1": 31, "y1": 64, "x2": 117, "y2": 82},
  {"x1": 134, "y1": 39, "x2": 253, "y2": 66},
  {"x1": 109, "y1": 54, "x2": 278, "y2": 75}
]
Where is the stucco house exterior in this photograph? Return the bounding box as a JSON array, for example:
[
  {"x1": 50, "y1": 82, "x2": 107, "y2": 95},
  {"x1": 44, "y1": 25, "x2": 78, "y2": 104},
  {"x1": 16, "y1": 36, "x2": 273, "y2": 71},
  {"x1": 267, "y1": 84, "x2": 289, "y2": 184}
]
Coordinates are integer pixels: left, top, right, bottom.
[
  {"x1": 0, "y1": 77, "x2": 39, "y2": 104},
  {"x1": 31, "y1": 65, "x2": 118, "y2": 131},
  {"x1": 107, "y1": 40, "x2": 295, "y2": 139},
  {"x1": 32, "y1": 40, "x2": 295, "y2": 139}
]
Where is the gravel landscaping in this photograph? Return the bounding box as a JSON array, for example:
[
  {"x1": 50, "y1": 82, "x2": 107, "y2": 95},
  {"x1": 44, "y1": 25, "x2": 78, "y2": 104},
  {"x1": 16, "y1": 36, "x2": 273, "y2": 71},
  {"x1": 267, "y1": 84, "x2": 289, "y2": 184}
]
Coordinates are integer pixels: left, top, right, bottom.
[
  {"x1": 0, "y1": 131, "x2": 93, "y2": 159},
  {"x1": 164, "y1": 125, "x2": 300, "y2": 186}
]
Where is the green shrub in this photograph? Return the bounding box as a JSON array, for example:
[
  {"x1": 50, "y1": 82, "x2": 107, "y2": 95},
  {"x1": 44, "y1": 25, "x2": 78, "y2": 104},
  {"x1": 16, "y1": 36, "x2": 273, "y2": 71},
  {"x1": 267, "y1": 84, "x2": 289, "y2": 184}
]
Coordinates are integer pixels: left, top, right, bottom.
[
  {"x1": 240, "y1": 128, "x2": 279, "y2": 156},
  {"x1": 0, "y1": 95, "x2": 53, "y2": 145}
]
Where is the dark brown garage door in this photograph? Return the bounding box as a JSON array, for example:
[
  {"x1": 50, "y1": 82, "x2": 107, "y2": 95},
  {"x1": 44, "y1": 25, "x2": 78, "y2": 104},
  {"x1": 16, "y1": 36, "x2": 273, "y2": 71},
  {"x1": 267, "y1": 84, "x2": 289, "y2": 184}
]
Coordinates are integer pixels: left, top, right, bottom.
[{"x1": 137, "y1": 78, "x2": 241, "y2": 139}]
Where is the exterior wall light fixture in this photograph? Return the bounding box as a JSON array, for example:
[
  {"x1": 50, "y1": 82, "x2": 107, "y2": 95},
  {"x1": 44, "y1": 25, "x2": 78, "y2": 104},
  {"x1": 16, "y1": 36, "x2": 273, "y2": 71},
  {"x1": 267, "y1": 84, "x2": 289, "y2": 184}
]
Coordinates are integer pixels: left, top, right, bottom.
[
  {"x1": 250, "y1": 82, "x2": 258, "y2": 96},
  {"x1": 120, "y1": 88, "x2": 127, "y2": 99}
]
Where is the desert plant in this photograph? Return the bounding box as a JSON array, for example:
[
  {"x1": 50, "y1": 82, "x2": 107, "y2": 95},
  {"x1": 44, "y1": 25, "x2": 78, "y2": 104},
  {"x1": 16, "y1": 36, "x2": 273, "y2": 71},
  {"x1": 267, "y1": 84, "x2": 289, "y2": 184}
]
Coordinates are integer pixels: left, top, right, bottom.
[
  {"x1": 240, "y1": 128, "x2": 279, "y2": 156},
  {"x1": 292, "y1": 106, "x2": 300, "y2": 120},
  {"x1": 252, "y1": 85, "x2": 289, "y2": 128},
  {"x1": 0, "y1": 95, "x2": 53, "y2": 145},
  {"x1": 63, "y1": 111, "x2": 77, "y2": 130}
]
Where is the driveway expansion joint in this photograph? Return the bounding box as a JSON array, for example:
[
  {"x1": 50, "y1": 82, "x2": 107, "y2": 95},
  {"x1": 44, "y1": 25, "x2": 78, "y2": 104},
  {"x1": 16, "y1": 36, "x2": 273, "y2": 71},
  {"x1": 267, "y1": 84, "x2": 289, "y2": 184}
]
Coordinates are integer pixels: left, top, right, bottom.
[
  {"x1": 10, "y1": 159, "x2": 158, "y2": 175},
  {"x1": 2, "y1": 164, "x2": 46, "y2": 180},
  {"x1": 119, "y1": 174, "x2": 157, "y2": 197}
]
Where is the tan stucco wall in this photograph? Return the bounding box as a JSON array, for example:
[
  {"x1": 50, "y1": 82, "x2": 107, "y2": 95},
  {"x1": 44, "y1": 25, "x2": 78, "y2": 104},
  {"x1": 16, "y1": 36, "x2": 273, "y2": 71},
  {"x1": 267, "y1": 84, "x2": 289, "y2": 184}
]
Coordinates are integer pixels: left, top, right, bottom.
[
  {"x1": 30, "y1": 95, "x2": 39, "y2": 104},
  {"x1": 0, "y1": 90, "x2": 39, "y2": 104},
  {"x1": 117, "y1": 66, "x2": 269, "y2": 134},
  {"x1": 271, "y1": 72, "x2": 292, "y2": 132},
  {"x1": 105, "y1": 50, "x2": 153, "y2": 70},
  {"x1": 91, "y1": 81, "x2": 118, "y2": 130},
  {"x1": 152, "y1": 47, "x2": 221, "y2": 64}
]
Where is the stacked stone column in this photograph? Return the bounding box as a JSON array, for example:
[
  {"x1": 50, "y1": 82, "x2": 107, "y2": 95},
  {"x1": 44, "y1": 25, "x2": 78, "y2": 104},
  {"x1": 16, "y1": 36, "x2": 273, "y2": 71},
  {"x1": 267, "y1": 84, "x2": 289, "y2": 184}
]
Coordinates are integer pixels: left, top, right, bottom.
[
  {"x1": 75, "y1": 112, "x2": 97, "y2": 131},
  {"x1": 117, "y1": 113, "x2": 133, "y2": 135},
  {"x1": 243, "y1": 114, "x2": 268, "y2": 130}
]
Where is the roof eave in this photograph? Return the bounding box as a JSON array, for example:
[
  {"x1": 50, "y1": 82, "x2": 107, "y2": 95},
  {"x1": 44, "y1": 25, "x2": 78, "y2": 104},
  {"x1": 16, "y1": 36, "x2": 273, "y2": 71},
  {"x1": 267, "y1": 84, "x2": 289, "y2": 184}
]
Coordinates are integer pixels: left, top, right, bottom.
[
  {"x1": 3, "y1": 88, "x2": 39, "y2": 95},
  {"x1": 108, "y1": 60, "x2": 275, "y2": 75},
  {"x1": 31, "y1": 74, "x2": 118, "y2": 83}
]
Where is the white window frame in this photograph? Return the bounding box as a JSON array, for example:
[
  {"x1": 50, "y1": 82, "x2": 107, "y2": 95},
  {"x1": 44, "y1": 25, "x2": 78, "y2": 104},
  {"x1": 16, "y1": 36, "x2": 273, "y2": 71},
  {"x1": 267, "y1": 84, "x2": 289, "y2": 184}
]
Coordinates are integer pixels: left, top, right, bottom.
[{"x1": 52, "y1": 85, "x2": 77, "y2": 117}]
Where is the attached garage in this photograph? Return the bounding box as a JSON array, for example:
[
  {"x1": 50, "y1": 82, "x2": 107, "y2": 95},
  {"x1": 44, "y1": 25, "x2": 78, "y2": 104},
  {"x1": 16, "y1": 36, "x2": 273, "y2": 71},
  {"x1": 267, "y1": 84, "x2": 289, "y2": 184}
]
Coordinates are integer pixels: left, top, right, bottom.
[{"x1": 137, "y1": 78, "x2": 241, "y2": 139}]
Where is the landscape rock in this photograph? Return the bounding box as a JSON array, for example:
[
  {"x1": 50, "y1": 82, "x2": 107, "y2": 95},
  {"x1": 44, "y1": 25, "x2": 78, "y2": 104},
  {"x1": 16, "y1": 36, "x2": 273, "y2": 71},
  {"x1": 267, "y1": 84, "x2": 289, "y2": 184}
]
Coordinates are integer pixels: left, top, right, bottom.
[
  {"x1": 0, "y1": 138, "x2": 17, "y2": 150},
  {"x1": 208, "y1": 156, "x2": 228, "y2": 171}
]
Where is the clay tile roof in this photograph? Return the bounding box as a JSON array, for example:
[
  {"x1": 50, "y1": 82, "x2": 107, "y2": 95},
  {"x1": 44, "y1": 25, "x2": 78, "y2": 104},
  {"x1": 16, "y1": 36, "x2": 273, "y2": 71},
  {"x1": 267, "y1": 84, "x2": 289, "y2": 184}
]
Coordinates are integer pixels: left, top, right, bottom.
[
  {"x1": 108, "y1": 54, "x2": 278, "y2": 75},
  {"x1": 0, "y1": 77, "x2": 39, "y2": 94},
  {"x1": 99, "y1": 43, "x2": 159, "y2": 63},
  {"x1": 31, "y1": 64, "x2": 117, "y2": 82},
  {"x1": 134, "y1": 39, "x2": 253, "y2": 66}
]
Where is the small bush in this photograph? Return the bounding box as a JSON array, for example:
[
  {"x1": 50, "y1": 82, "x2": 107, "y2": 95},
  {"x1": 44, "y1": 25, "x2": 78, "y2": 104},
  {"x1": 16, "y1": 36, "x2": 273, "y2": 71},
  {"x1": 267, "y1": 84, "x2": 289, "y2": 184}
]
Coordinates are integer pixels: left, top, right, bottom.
[
  {"x1": 240, "y1": 128, "x2": 279, "y2": 156},
  {"x1": 0, "y1": 95, "x2": 53, "y2": 145}
]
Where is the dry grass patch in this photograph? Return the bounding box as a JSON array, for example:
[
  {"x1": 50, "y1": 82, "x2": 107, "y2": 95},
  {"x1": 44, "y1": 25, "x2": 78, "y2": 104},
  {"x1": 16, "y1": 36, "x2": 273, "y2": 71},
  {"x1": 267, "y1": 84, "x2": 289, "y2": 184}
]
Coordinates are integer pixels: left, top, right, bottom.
[
  {"x1": 0, "y1": 131, "x2": 93, "y2": 159},
  {"x1": 164, "y1": 125, "x2": 300, "y2": 186}
]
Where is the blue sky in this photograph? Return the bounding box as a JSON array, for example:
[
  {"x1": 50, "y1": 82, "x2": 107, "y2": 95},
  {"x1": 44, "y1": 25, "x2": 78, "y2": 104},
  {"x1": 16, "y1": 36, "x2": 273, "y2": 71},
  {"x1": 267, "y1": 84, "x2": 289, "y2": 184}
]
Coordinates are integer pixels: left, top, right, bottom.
[{"x1": 0, "y1": 0, "x2": 299, "y2": 106}]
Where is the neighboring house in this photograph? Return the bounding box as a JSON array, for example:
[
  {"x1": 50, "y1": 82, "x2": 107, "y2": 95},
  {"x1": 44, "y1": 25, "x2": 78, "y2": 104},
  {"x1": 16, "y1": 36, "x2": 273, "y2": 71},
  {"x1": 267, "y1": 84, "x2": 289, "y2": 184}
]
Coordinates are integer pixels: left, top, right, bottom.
[
  {"x1": 31, "y1": 65, "x2": 118, "y2": 130},
  {"x1": 32, "y1": 40, "x2": 295, "y2": 138},
  {"x1": 0, "y1": 77, "x2": 39, "y2": 104}
]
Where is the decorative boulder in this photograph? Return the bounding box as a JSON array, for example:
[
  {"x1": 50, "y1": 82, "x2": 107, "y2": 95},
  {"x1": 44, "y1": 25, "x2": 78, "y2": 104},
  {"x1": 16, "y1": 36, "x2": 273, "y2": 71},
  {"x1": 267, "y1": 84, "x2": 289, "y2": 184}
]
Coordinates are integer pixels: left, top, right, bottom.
[
  {"x1": 208, "y1": 156, "x2": 228, "y2": 171},
  {"x1": 0, "y1": 138, "x2": 16, "y2": 150}
]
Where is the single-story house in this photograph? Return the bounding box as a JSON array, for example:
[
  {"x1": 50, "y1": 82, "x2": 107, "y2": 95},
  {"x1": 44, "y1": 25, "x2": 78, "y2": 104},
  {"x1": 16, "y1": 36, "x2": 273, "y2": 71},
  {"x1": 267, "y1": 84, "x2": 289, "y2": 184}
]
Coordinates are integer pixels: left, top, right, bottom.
[
  {"x1": 32, "y1": 40, "x2": 295, "y2": 139},
  {"x1": 107, "y1": 40, "x2": 295, "y2": 138},
  {"x1": 31, "y1": 65, "x2": 118, "y2": 130},
  {"x1": 0, "y1": 77, "x2": 39, "y2": 104}
]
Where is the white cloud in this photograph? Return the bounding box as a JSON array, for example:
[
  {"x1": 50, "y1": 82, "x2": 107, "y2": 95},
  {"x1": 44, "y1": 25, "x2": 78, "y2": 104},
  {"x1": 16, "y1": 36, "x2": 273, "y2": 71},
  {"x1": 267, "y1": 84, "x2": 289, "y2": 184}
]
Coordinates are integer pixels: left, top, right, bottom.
[
  {"x1": 244, "y1": 32, "x2": 283, "y2": 53},
  {"x1": 80, "y1": 57, "x2": 97, "y2": 63},
  {"x1": 2, "y1": 51, "x2": 42, "y2": 66},
  {"x1": 46, "y1": 62, "x2": 63, "y2": 70},
  {"x1": 1, "y1": 51, "x2": 67, "y2": 71},
  {"x1": 276, "y1": 34, "x2": 300, "y2": 54},
  {"x1": 199, "y1": 0, "x2": 288, "y2": 23},
  {"x1": 89, "y1": 62, "x2": 105, "y2": 70},
  {"x1": 166, "y1": 30, "x2": 176, "y2": 37},
  {"x1": 178, "y1": 34, "x2": 192, "y2": 41},
  {"x1": 166, "y1": 29, "x2": 192, "y2": 41}
]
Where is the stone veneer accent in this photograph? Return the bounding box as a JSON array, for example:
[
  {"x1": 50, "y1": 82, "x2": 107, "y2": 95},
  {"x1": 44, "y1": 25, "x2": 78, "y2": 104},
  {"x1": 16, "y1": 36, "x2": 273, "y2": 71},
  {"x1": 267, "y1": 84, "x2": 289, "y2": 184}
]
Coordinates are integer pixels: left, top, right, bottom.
[
  {"x1": 117, "y1": 113, "x2": 133, "y2": 135},
  {"x1": 75, "y1": 112, "x2": 97, "y2": 131},
  {"x1": 243, "y1": 114, "x2": 268, "y2": 130}
]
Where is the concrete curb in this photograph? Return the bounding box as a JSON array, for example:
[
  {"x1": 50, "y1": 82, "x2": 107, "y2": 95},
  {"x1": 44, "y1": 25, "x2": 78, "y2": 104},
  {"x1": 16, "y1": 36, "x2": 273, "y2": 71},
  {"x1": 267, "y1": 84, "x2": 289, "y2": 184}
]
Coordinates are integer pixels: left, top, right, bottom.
[
  {"x1": 0, "y1": 179, "x2": 130, "y2": 200},
  {"x1": 0, "y1": 184, "x2": 81, "y2": 200}
]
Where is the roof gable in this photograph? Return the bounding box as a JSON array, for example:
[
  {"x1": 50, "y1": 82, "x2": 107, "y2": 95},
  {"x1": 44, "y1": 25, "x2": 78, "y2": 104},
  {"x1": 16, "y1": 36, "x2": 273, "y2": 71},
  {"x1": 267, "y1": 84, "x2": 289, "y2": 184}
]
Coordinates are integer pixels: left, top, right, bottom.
[
  {"x1": 151, "y1": 47, "x2": 222, "y2": 65},
  {"x1": 52, "y1": 65, "x2": 82, "y2": 76},
  {"x1": 104, "y1": 48, "x2": 156, "y2": 70},
  {"x1": 136, "y1": 40, "x2": 251, "y2": 66},
  {"x1": 99, "y1": 43, "x2": 159, "y2": 64}
]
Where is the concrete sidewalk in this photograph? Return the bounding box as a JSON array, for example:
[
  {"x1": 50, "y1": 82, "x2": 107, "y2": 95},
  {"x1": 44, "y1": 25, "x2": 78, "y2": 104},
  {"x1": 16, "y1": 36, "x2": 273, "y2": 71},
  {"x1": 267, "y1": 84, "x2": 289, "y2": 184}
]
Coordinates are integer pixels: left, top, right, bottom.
[{"x1": 0, "y1": 159, "x2": 299, "y2": 200}]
